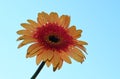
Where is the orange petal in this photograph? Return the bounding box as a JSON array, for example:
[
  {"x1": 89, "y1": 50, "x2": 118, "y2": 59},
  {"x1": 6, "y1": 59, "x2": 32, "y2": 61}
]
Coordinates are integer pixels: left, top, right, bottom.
[
  {"x1": 71, "y1": 47, "x2": 86, "y2": 59},
  {"x1": 77, "y1": 45, "x2": 87, "y2": 54},
  {"x1": 76, "y1": 40, "x2": 88, "y2": 45},
  {"x1": 41, "y1": 50, "x2": 53, "y2": 61},
  {"x1": 49, "y1": 12, "x2": 59, "y2": 23},
  {"x1": 36, "y1": 52, "x2": 44, "y2": 65},
  {"x1": 69, "y1": 52, "x2": 84, "y2": 63},
  {"x1": 58, "y1": 15, "x2": 70, "y2": 28},
  {"x1": 27, "y1": 19, "x2": 39, "y2": 28},
  {"x1": 68, "y1": 26, "x2": 82, "y2": 38},
  {"x1": 27, "y1": 43, "x2": 40, "y2": 53},
  {"x1": 58, "y1": 59, "x2": 63, "y2": 70},
  {"x1": 46, "y1": 50, "x2": 53, "y2": 61},
  {"x1": 52, "y1": 52, "x2": 61, "y2": 71},
  {"x1": 17, "y1": 35, "x2": 33, "y2": 41},
  {"x1": 59, "y1": 51, "x2": 71, "y2": 64},
  {"x1": 69, "y1": 48, "x2": 85, "y2": 63},
  {"x1": 53, "y1": 63, "x2": 59, "y2": 71},
  {"x1": 21, "y1": 23, "x2": 35, "y2": 31},
  {"x1": 17, "y1": 36, "x2": 25, "y2": 41},
  {"x1": 51, "y1": 51, "x2": 60, "y2": 68},
  {"x1": 17, "y1": 30, "x2": 32, "y2": 36},
  {"x1": 68, "y1": 25, "x2": 76, "y2": 30},
  {"x1": 18, "y1": 38, "x2": 37, "y2": 48},
  {"x1": 26, "y1": 45, "x2": 43, "y2": 58},
  {"x1": 75, "y1": 30, "x2": 83, "y2": 38},
  {"x1": 37, "y1": 12, "x2": 49, "y2": 25},
  {"x1": 46, "y1": 61, "x2": 51, "y2": 67}
]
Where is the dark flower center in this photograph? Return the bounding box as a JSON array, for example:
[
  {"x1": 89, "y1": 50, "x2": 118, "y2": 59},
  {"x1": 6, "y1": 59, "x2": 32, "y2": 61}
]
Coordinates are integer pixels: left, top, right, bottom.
[
  {"x1": 33, "y1": 23, "x2": 74, "y2": 51},
  {"x1": 49, "y1": 35, "x2": 60, "y2": 43}
]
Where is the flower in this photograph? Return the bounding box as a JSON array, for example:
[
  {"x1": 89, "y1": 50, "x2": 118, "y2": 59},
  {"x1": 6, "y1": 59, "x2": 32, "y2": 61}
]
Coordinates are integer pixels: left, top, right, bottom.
[{"x1": 17, "y1": 12, "x2": 88, "y2": 71}]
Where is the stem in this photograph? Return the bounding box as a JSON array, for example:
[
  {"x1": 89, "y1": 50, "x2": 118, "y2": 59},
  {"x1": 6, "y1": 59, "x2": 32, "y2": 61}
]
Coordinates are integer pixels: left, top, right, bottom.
[{"x1": 31, "y1": 61, "x2": 45, "y2": 79}]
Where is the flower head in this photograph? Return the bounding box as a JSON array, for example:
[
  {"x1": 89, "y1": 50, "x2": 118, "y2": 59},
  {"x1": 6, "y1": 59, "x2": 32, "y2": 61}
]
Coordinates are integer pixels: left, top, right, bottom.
[{"x1": 17, "y1": 12, "x2": 88, "y2": 71}]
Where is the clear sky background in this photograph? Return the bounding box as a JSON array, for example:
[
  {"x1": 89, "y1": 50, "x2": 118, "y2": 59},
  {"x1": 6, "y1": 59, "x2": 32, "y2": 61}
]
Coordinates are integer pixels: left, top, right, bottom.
[{"x1": 0, "y1": 0, "x2": 120, "y2": 79}]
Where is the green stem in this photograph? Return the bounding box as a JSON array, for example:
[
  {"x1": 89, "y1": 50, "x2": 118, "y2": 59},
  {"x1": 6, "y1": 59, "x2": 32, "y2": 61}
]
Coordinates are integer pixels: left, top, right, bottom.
[{"x1": 31, "y1": 61, "x2": 45, "y2": 79}]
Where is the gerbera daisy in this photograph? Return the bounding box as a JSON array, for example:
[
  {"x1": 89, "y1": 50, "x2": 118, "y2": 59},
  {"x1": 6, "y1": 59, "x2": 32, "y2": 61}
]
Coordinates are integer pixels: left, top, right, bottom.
[{"x1": 17, "y1": 12, "x2": 88, "y2": 72}]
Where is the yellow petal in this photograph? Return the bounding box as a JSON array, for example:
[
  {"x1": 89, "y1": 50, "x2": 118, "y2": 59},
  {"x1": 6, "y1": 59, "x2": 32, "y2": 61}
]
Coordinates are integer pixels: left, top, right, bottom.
[
  {"x1": 58, "y1": 15, "x2": 70, "y2": 28},
  {"x1": 17, "y1": 30, "x2": 32, "y2": 36},
  {"x1": 44, "y1": 50, "x2": 53, "y2": 61},
  {"x1": 77, "y1": 45, "x2": 87, "y2": 54},
  {"x1": 68, "y1": 26, "x2": 82, "y2": 38},
  {"x1": 76, "y1": 40, "x2": 88, "y2": 45},
  {"x1": 71, "y1": 47, "x2": 86, "y2": 59},
  {"x1": 59, "y1": 51, "x2": 71, "y2": 64},
  {"x1": 51, "y1": 51, "x2": 60, "y2": 68},
  {"x1": 46, "y1": 61, "x2": 51, "y2": 67},
  {"x1": 27, "y1": 19, "x2": 39, "y2": 28},
  {"x1": 41, "y1": 50, "x2": 53, "y2": 61},
  {"x1": 49, "y1": 12, "x2": 59, "y2": 23},
  {"x1": 75, "y1": 30, "x2": 82, "y2": 38},
  {"x1": 18, "y1": 38, "x2": 37, "y2": 48},
  {"x1": 68, "y1": 25, "x2": 76, "y2": 30},
  {"x1": 17, "y1": 35, "x2": 33, "y2": 41},
  {"x1": 53, "y1": 63, "x2": 59, "y2": 71},
  {"x1": 58, "y1": 59, "x2": 63, "y2": 70},
  {"x1": 36, "y1": 52, "x2": 44, "y2": 65},
  {"x1": 17, "y1": 36, "x2": 25, "y2": 41},
  {"x1": 21, "y1": 23, "x2": 35, "y2": 31},
  {"x1": 37, "y1": 12, "x2": 49, "y2": 25},
  {"x1": 70, "y1": 52, "x2": 84, "y2": 63},
  {"x1": 52, "y1": 52, "x2": 61, "y2": 71},
  {"x1": 69, "y1": 48, "x2": 85, "y2": 63},
  {"x1": 26, "y1": 45, "x2": 43, "y2": 58},
  {"x1": 27, "y1": 43, "x2": 40, "y2": 53}
]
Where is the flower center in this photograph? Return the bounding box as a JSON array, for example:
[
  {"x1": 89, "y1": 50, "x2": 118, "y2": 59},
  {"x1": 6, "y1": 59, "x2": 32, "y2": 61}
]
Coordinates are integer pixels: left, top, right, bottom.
[
  {"x1": 49, "y1": 35, "x2": 60, "y2": 43},
  {"x1": 33, "y1": 23, "x2": 74, "y2": 51}
]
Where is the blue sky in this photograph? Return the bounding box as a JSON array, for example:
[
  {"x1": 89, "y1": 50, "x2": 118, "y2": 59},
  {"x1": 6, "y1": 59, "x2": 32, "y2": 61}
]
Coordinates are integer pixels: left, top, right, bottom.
[{"x1": 0, "y1": 0, "x2": 120, "y2": 79}]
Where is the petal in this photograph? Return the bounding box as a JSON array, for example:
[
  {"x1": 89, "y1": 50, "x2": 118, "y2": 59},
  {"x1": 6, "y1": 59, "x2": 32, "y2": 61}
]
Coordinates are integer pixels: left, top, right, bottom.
[
  {"x1": 69, "y1": 48, "x2": 85, "y2": 63},
  {"x1": 36, "y1": 52, "x2": 44, "y2": 65},
  {"x1": 53, "y1": 63, "x2": 59, "y2": 71},
  {"x1": 58, "y1": 59, "x2": 63, "y2": 70},
  {"x1": 58, "y1": 15, "x2": 70, "y2": 28},
  {"x1": 46, "y1": 50, "x2": 54, "y2": 61},
  {"x1": 49, "y1": 12, "x2": 59, "y2": 23},
  {"x1": 71, "y1": 47, "x2": 86, "y2": 59},
  {"x1": 46, "y1": 61, "x2": 51, "y2": 67},
  {"x1": 41, "y1": 50, "x2": 53, "y2": 61},
  {"x1": 76, "y1": 40, "x2": 88, "y2": 45},
  {"x1": 27, "y1": 19, "x2": 39, "y2": 28},
  {"x1": 26, "y1": 45, "x2": 43, "y2": 58},
  {"x1": 68, "y1": 25, "x2": 76, "y2": 30},
  {"x1": 68, "y1": 26, "x2": 82, "y2": 38},
  {"x1": 37, "y1": 12, "x2": 49, "y2": 25},
  {"x1": 21, "y1": 23, "x2": 35, "y2": 31},
  {"x1": 27, "y1": 43, "x2": 40, "y2": 53},
  {"x1": 77, "y1": 45, "x2": 87, "y2": 54},
  {"x1": 51, "y1": 51, "x2": 60, "y2": 68},
  {"x1": 75, "y1": 30, "x2": 83, "y2": 38},
  {"x1": 17, "y1": 30, "x2": 32, "y2": 36},
  {"x1": 69, "y1": 52, "x2": 84, "y2": 63},
  {"x1": 59, "y1": 51, "x2": 71, "y2": 64},
  {"x1": 17, "y1": 35, "x2": 33, "y2": 41},
  {"x1": 18, "y1": 38, "x2": 37, "y2": 48}
]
